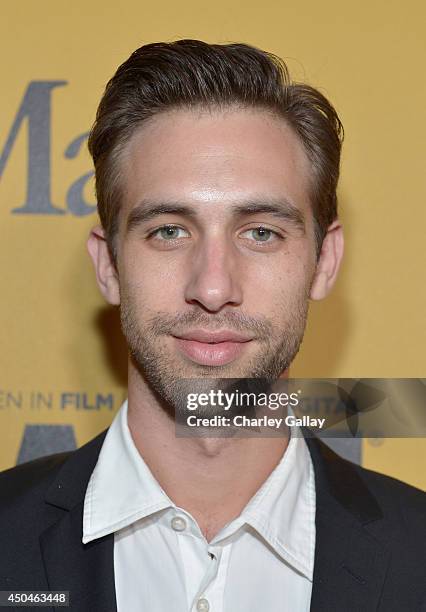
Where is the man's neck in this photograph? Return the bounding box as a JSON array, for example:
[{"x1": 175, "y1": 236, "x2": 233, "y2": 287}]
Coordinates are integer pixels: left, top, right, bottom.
[{"x1": 126, "y1": 366, "x2": 290, "y2": 541}]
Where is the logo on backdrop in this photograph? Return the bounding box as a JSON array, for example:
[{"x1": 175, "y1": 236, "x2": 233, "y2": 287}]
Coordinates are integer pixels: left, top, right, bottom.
[{"x1": 0, "y1": 81, "x2": 95, "y2": 216}]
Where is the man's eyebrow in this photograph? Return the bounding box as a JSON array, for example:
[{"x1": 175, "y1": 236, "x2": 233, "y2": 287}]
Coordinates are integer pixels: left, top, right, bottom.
[
  {"x1": 126, "y1": 202, "x2": 197, "y2": 233},
  {"x1": 232, "y1": 200, "x2": 306, "y2": 231},
  {"x1": 125, "y1": 198, "x2": 306, "y2": 233}
]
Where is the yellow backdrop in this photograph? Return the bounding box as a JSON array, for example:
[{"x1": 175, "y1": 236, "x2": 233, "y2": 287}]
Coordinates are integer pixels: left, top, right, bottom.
[{"x1": 0, "y1": 1, "x2": 424, "y2": 489}]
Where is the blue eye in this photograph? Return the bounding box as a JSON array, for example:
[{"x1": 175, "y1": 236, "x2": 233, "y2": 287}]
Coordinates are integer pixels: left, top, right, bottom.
[
  {"x1": 251, "y1": 227, "x2": 272, "y2": 241},
  {"x1": 153, "y1": 225, "x2": 189, "y2": 240},
  {"x1": 243, "y1": 227, "x2": 278, "y2": 242}
]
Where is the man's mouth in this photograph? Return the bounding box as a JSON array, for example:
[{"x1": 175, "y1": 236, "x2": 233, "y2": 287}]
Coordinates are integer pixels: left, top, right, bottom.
[{"x1": 172, "y1": 329, "x2": 254, "y2": 366}]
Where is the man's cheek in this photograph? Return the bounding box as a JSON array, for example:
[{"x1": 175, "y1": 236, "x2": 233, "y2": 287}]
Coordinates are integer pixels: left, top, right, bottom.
[{"x1": 244, "y1": 269, "x2": 290, "y2": 306}]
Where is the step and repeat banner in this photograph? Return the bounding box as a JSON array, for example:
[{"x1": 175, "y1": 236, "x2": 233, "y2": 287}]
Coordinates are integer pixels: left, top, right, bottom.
[{"x1": 0, "y1": 1, "x2": 425, "y2": 489}]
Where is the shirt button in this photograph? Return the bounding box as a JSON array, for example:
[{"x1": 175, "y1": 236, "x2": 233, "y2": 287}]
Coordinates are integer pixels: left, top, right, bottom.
[
  {"x1": 196, "y1": 598, "x2": 210, "y2": 612},
  {"x1": 171, "y1": 516, "x2": 187, "y2": 532}
]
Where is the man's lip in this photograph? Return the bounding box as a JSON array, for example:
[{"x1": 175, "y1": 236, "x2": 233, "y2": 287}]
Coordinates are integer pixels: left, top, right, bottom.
[
  {"x1": 172, "y1": 329, "x2": 254, "y2": 343},
  {"x1": 173, "y1": 337, "x2": 253, "y2": 366}
]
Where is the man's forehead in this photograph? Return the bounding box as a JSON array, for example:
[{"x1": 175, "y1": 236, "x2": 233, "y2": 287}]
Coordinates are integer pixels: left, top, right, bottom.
[
  {"x1": 121, "y1": 107, "x2": 313, "y2": 218},
  {"x1": 124, "y1": 107, "x2": 311, "y2": 174}
]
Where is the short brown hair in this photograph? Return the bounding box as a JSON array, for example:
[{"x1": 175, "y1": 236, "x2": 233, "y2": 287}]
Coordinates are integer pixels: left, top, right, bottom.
[{"x1": 88, "y1": 39, "x2": 343, "y2": 261}]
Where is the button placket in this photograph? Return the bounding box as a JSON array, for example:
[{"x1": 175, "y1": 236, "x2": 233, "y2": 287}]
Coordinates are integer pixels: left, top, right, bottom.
[{"x1": 191, "y1": 545, "x2": 222, "y2": 611}]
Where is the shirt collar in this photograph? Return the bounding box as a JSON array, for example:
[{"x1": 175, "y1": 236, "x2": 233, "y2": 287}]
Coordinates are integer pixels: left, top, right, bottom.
[
  {"x1": 238, "y1": 426, "x2": 316, "y2": 580},
  {"x1": 83, "y1": 400, "x2": 173, "y2": 543},
  {"x1": 83, "y1": 400, "x2": 315, "y2": 580}
]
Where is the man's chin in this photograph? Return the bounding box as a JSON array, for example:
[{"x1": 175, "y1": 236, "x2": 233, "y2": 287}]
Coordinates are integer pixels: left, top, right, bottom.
[{"x1": 168, "y1": 361, "x2": 255, "y2": 380}]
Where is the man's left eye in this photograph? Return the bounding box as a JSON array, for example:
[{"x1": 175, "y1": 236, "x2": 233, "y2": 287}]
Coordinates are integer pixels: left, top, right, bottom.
[{"x1": 241, "y1": 227, "x2": 280, "y2": 242}]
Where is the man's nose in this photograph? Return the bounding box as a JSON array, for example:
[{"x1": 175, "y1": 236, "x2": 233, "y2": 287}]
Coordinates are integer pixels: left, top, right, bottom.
[{"x1": 184, "y1": 237, "x2": 243, "y2": 312}]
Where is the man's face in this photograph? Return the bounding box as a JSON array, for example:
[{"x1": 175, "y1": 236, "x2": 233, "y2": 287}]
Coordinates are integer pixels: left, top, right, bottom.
[{"x1": 101, "y1": 108, "x2": 324, "y2": 407}]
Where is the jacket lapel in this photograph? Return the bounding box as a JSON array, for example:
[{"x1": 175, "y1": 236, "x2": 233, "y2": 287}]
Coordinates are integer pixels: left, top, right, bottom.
[
  {"x1": 40, "y1": 429, "x2": 117, "y2": 612},
  {"x1": 305, "y1": 436, "x2": 390, "y2": 612}
]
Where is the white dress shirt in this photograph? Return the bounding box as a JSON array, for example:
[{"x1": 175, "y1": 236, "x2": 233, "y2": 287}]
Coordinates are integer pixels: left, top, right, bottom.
[{"x1": 83, "y1": 400, "x2": 316, "y2": 612}]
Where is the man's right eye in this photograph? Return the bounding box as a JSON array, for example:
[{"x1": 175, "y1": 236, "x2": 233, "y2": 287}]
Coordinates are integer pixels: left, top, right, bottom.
[{"x1": 148, "y1": 225, "x2": 190, "y2": 240}]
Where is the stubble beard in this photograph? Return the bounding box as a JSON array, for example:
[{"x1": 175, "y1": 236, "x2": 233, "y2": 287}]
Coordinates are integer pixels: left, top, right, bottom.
[{"x1": 119, "y1": 286, "x2": 311, "y2": 419}]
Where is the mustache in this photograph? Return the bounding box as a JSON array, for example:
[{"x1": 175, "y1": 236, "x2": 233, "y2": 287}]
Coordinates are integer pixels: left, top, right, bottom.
[{"x1": 143, "y1": 310, "x2": 274, "y2": 340}]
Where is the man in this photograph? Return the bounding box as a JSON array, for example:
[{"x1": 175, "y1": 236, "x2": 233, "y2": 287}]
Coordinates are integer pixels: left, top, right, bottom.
[{"x1": 0, "y1": 40, "x2": 425, "y2": 612}]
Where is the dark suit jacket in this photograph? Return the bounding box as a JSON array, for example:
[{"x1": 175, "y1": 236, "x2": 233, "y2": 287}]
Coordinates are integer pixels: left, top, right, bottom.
[{"x1": 0, "y1": 429, "x2": 425, "y2": 611}]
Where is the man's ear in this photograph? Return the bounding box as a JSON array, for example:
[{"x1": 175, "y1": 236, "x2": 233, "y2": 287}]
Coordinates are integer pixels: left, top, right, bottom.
[
  {"x1": 87, "y1": 225, "x2": 120, "y2": 305},
  {"x1": 309, "y1": 220, "x2": 344, "y2": 301}
]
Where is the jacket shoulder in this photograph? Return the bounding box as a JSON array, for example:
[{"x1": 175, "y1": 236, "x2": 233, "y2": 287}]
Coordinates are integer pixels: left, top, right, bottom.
[
  {"x1": 0, "y1": 427, "x2": 108, "y2": 515},
  {"x1": 353, "y1": 460, "x2": 426, "y2": 518},
  {"x1": 309, "y1": 436, "x2": 426, "y2": 526},
  {"x1": 0, "y1": 451, "x2": 72, "y2": 507}
]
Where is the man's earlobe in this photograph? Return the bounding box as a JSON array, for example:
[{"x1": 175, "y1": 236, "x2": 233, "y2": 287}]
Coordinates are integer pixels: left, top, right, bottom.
[
  {"x1": 309, "y1": 220, "x2": 344, "y2": 301},
  {"x1": 87, "y1": 226, "x2": 120, "y2": 305}
]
